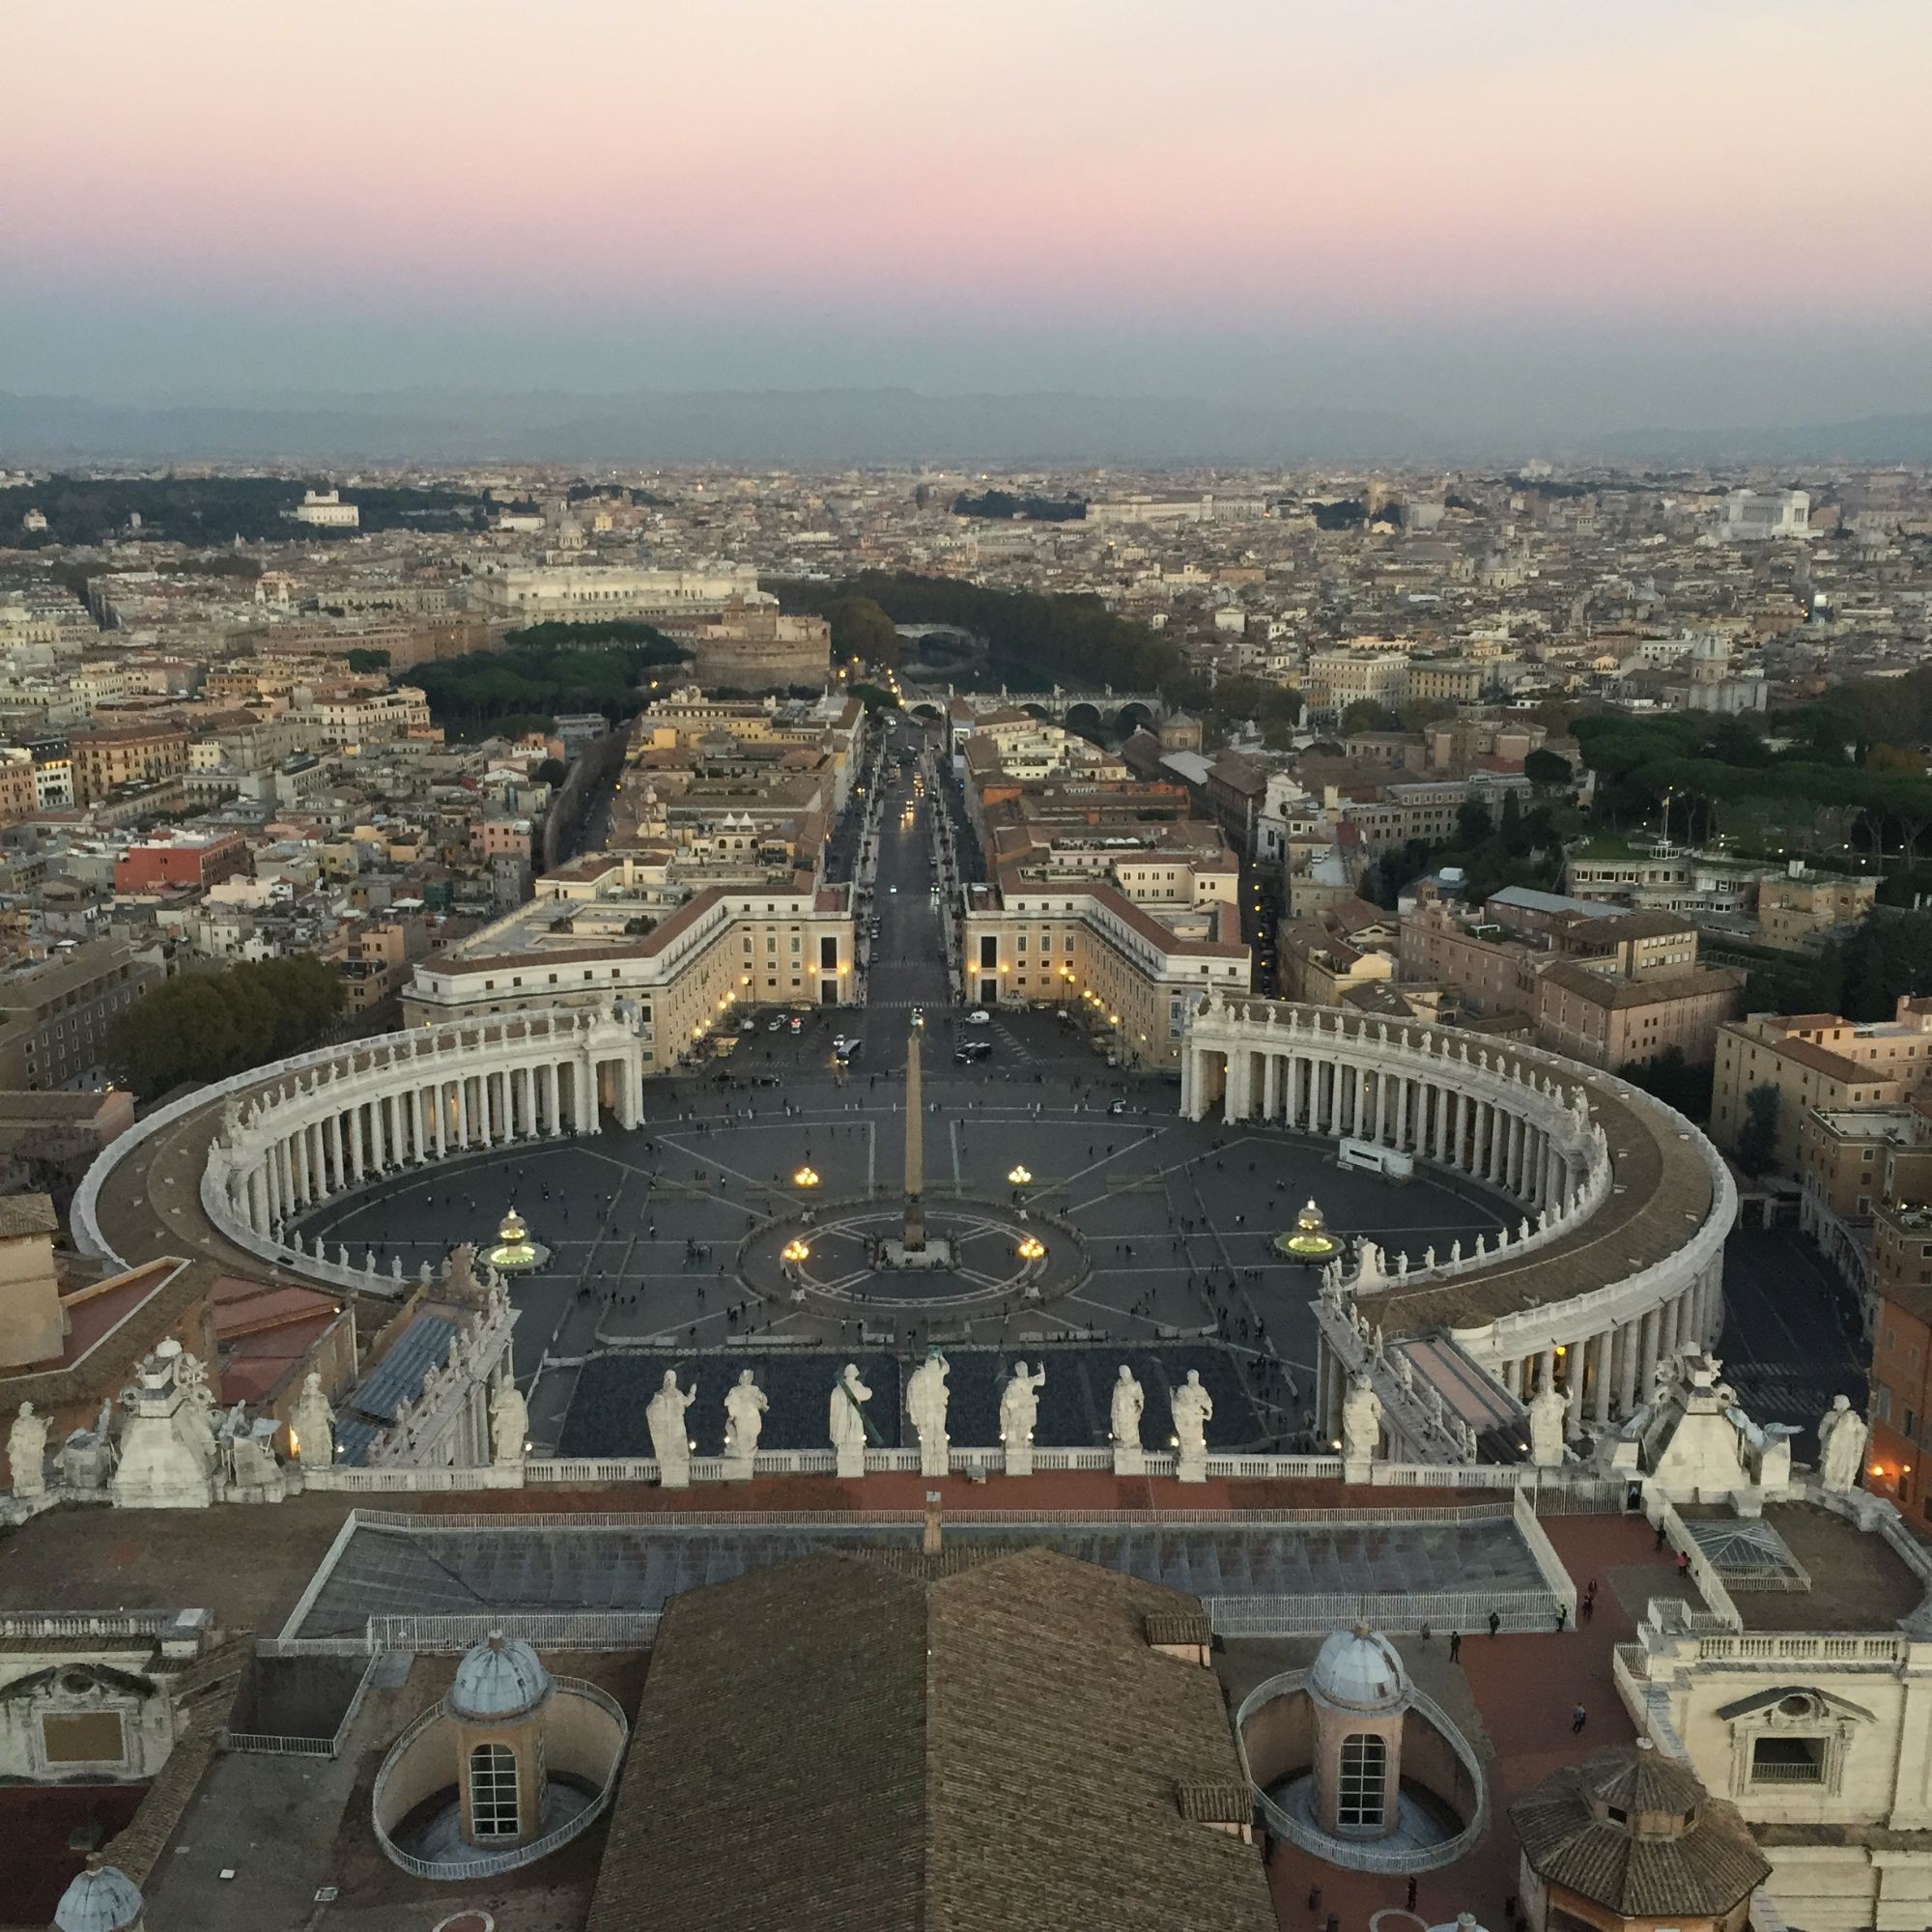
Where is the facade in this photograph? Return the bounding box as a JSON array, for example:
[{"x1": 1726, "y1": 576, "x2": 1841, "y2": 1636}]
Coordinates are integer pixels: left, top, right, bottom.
[
  {"x1": 1710, "y1": 1002, "x2": 1932, "y2": 1174},
  {"x1": 682, "y1": 600, "x2": 832, "y2": 692},
  {"x1": 959, "y1": 872, "x2": 1251, "y2": 1069},
  {"x1": 67, "y1": 724, "x2": 188, "y2": 808},
  {"x1": 0, "y1": 943, "x2": 163, "y2": 1093},
  {"x1": 112, "y1": 830, "x2": 248, "y2": 894},
  {"x1": 404, "y1": 882, "x2": 858, "y2": 1049},
  {"x1": 468, "y1": 564, "x2": 763, "y2": 631},
  {"x1": 288, "y1": 488, "x2": 359, "y2": 528},
  {"x1": 1532, "y1": 957, "x2": 1744, "y2": 1070}
]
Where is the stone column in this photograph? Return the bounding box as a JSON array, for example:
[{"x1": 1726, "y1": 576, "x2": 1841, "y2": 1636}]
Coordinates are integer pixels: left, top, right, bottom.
[
  {"x1": 1565, "y1": 1345, "x2": 1585, "y2": 1435},
  {"x1": 1592, "y1": 1331, "x2": 1614, "y2": 1426},
  {"x1": 455, "y1": 1076, "x2": 470, "y2": 1148},
  {"x1": 432, "y1": 1083, "x2": 447, "y2": 1157},
  {"x1": 325, "y1": 1113, "x2": 343, "y2": 1195},
  {"x1": 1263, "y1": 1051, "x2": 1281, "y2": 1125}
]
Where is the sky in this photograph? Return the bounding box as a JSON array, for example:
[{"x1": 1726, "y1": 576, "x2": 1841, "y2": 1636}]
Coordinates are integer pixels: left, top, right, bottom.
[{"x1": 3, "y1": 0, "x2": 1930, "y2": 443}]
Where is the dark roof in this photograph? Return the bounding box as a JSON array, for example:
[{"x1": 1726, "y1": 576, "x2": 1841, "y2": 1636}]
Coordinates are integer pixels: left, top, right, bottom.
[
  {"x1": 335, "y1": 1314, "x2": 457, "y2": 1464},
  {"x1": 1509, "y1": 1747, "x2": 1769, "y2": 1918},
  {"x1": 586, "y1": 1545, "x2": 1273, "y2": 1932}
]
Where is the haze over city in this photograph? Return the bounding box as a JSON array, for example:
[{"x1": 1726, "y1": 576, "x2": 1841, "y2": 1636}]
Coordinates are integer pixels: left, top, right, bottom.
[{"x1": 6, "y1": 0, "x2": 1932, "y2": 457}]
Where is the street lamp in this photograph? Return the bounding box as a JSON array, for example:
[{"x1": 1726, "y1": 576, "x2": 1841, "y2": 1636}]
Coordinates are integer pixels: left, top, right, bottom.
[
  {"x1": 1016, "y1": 1234, "x2": 1045, "y2": 1263},
  {"x1": 782, "y1": 1236, "x2": 810, "y2": 1264},
  {"x1": 793, "y1": 1165, "x2": 820, "y2": 1189}
]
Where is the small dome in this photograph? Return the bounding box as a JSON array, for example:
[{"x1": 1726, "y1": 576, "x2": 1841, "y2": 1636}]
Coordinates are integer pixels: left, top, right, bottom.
[
  {"x1": 449, "y1": 1631, "x2": 552, "y2": 1722},
  {"x1": 1309, "y1": 1623, "x2": 1408, "y2": 1713},
  {"x1": 54, "y1": 1859, "x2": 143, "y2": 1932}
]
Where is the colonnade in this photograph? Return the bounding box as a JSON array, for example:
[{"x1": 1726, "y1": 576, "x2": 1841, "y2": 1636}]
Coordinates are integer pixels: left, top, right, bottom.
[{"x1": 1189, "y1": 1037, "x2": 1578, "y2": 1215}]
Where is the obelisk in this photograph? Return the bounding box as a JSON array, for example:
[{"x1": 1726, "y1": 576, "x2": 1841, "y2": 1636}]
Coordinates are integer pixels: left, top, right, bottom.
[{"x1": 903, "y1": 1017, "x2": 926, "y2": 1252}]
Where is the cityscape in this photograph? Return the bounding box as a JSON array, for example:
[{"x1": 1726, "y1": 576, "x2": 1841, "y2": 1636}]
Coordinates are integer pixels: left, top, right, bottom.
[{"x1": 4, "y1": 8, "x2": 1932, "y2": 1932}]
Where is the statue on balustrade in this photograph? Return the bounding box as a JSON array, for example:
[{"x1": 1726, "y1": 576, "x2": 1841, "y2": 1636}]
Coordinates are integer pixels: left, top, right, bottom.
[
  {"x1": 1000, "y1": 1361, "x2": 1045, "y2": 1447},
  {"x1": 646, "y1": 1371, "x2": 697, "y2": 1478},
  {"x1": 1342, "y1": 1374, "x2": 1382, "y2": 1473},
  {"x1": 291, "y1": 1371, "x2": 336, "y2": 1469},
  {"x1": 830, "y1": 1362, "x2": 873, "y2": 1474},
  {"x1": 8, "y1": 1402, "x2": 48, "y2": 1500},
  {"x1": 724, "y1": 1370, "x2": 768, "y2": 1466},
  {"x1": 906, "y1": 1351, "x2": 951, "y2": 1477},
  {"x1": 1110, "y1": 1365, "x2": 1145, "y2": 1453},
  {"x1": 1172, "y1": 1370, "x2": 1214, "y2": 1458},
  {"x1": 1528, "y1": 1377, "x2": 1569, "y2": 1468},
  {"x1": 1817, "y1": 1394, "x2": 1869, "y2": 1494},
  {"x1": 490, "y1": 1378, "x2": 529, "y2": 1466}
]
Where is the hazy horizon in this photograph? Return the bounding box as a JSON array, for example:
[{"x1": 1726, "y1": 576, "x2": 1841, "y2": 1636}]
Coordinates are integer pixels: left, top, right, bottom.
[{"x1": 6, "y1": 0, "x2": 1931, "y2": 449}]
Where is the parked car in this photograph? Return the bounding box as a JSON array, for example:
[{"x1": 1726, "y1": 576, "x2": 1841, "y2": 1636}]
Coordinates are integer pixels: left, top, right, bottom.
[
  {"x1": 963, "y1": 1009, "x2": 991, "y2": 1027},
  {"x1": 954, "y1": 1040, "x2": 991, "y2": 1064}
]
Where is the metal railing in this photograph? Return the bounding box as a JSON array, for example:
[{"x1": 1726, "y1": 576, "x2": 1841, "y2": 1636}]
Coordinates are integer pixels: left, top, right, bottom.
[
  {"x1": 371, "y1": 1677, "x2": 628, "y2": 1883},
  {"x1": 1206, "y1": 1587, "x2": 1561, "y2": 1637},
  {"x1": 367, "y1": 1611, "x2": 663, "y2": 1652},
  {"x1": 221, "y1": 1649, "x2": 381, "y2": 1760},
  {"x1": 1234, "y1": 1670, "x2": 1488, "y2": 1875}
]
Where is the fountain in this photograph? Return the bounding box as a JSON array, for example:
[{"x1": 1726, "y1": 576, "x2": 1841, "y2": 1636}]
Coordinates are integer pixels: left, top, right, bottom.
[{"x1": 1276, "y1": 1197, "x2": 1340, "y2": 1264}]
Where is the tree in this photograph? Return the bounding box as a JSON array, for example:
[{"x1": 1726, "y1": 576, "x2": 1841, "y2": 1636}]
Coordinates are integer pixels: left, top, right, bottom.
[
  {"x1": 343, "y1": 647, "x2": 391, "y2": 673},
  {"x1": 1456, "y1": 799, "x2": 1493, "y2": 847},
  {"x1": 1500, "y1": 789, "x2": 1531, "y2": 857},
  {"x1": 1737, "y1": 1084, "x2": 1781, "y2": 1178},
  {"x1": 107, "y1": 958, "x2": 343, "y2": 1100},
  {"x1": 821, "y1": 596, "x2": 900, "y2": 669},
  {"x1": 1341, "y1": 697, "x2": 1404, "y2": 734},
  {"x1": 1524, "y1": 747, "x2": 1573, "y2": 789},
  {"x1": 1616, "y1": 1046, "x2": 1714, "y2": 1122},
  {"x1": 1837, "y1": 909, "x2": 1932, "y2": 1020},
  {"x1": 536, "y1": 757, "x2": 568, "y2": 788}
]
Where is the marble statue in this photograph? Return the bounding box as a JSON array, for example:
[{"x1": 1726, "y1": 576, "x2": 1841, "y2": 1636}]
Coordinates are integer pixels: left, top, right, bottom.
[
  {"x1": 723, "y1": 1370, "x2": 768, "y2": 1477},
  {"x1": 1817, "y1": 1394, "x2": 1869, "y2": 1494},
  {"x1": 8, "y1": 1401, "x2": 48, "y2": 1500},
  {"x1": 830, "y1": 1363, "x2": 872, "y2": 1477},
  {"x1": 646, "y1": 1371, "x2": 697, "y2": 1487},
  {"x1": 999, "y1": 1360, "x2": 1044, "y2": 1445},
  {"x1": 1111, "y1": 1364, "x2": 1147, "y2": 1477},
  {"x1": 290, "y1": 1372, "x2": 336, "y2": 1469},
  {"x1": 1528, "y1": 1377, "x2": 1569, "y2": 1468},
  {"x1": 1000, "y1": 1360, "x2": 1045, "y2": 1474},
  {"x1": 173, "y1": 1346, "x2": 217, "y2": 1473},
  {"x1": 1172, "y1": 1370, "x2": 1214, "y2": 1482},
  {"x1": 489, "y1": 1378, "x2": 529, "y2": 1467},
  {"x1": 1341, "y1": 1373, "x2": 1382, "y2": 1479},
  {"x1": 906, "y1": 1351, "x2": 951, "y2": 1479}
]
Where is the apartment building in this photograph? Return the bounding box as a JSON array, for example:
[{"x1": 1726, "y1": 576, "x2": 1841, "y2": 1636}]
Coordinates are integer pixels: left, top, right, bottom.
[
  {"x1": 1710, "y1": 1002, "x2": 1932, "y2": 1173},
  {"x1": 468, "y1": 564, "x2": 762, "y2": 632},
  {"x1": 1532, "y1": 955, "x2": 1744, "y2": 1070},
  {"x1": 0, "y1": 941, "x2": 164, "y2": 1092},
  {"x1": 67, "y1": 723, "x2": 188, "y2": 807},
  {"x1": 112, "y1": 829, "x2": 249, "y2": 894}
]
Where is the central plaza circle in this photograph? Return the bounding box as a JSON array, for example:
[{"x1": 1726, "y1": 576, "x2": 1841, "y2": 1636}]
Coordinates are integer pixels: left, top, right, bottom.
[{"x1": 286, "y1": 1009, "x2": 1516, "y2": 1459}]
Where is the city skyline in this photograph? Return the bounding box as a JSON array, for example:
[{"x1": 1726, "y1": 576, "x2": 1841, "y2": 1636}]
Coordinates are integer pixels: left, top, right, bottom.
[{"x1": 5, "y1": 0, "x2": 1931, "y2": 446}]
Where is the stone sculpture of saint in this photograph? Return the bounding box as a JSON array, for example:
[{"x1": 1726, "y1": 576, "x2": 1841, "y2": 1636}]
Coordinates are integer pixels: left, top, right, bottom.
[
  {"x1": 1342, "y1": 1373, "x2": 1382, "y2": 1466},
  {"x1": 724, "y1": 1370, "x2": 768, "y2": 1461},
  {"x1": 9, "y1": 1401, "x2": 48, "y2": 1499},
  {"x1": 490, "y1": 1378, "x2": 529, "y2": 1466},
  {"x1": 829, "y1": 1363, "x2": 873, "y2": 1452},
  {"x1": 1817, "y1": 1394, "x2": 1869, "y2": 1494},
  {"x1": 1172, "y1": 1370, "x2": 1214, "y2": 1456},
  {"x1": 1110, "y1": 1366, "x2": 1145, "y2": 1452},
  {"x1": 291, "y1": 1371, "x2": 336, "y2": 1469},
  {"x1": 1528, "y1": 1378, "x2": 1569, "y2": 1467},
  {"x1": 1000, "y1": 1360, "x2": 1045, "y2": 1446},
  {"x1": 646, "y1": 1371, "x2": 697, "y2": 1467},
  {"x1": 906, "y1": 1351, "x2": 951, "y2": 1460}
]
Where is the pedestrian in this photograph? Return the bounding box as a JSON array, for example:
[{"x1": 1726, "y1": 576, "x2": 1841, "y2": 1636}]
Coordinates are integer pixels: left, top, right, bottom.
[
  {"x1": 1406, "y1": 1875, "x2": 1418, "y2": 1912},
  {"x1": 1306, "y1": 1885, "x2": 1321, "y2": 1915},
  {"x1": 1676, "y1": 1550, "x2": 1690, "y2": 1579},
  {"x1": 1448, "y1": 1630, "x2": 1462, "y2": 1662},
  {"x1": 1488, "y1": 1609, "x2": 1501, "y2": 1637},
  {"x1": 1554, "y1": 1604, "x2": 1568, "y2": 1633},
  {"x1": 1571, "y1": 1701, "x2": 1587, "y2": 1735},
  {"x1": 1580, "y1": 1592, "x2": 1595, "y2": 1624},
  {"x1": 1655, "y1": 1520, "x2": 1668, "y2": 1551}
]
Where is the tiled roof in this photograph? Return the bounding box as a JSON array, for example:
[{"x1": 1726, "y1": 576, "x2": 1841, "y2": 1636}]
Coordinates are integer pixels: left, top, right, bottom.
[
  {"x1": 1509, "y1": 1748, "x2": 1768, "y2": 1918},
  {"x1": 586, "y1": 1546, "x2": 1273, "y2": 1932}
]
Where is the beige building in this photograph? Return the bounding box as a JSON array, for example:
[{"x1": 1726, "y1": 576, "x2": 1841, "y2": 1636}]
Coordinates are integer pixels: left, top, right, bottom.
[
  {"x1": 1710, "y1": 1002, "x2": 1932, "y2": 1173},
  {"x1": 959, "y1": 869, "x2": 1250, "y2": 1068},
  {"x1": 67, "y1": 723, "x2": 188, "y2": 807},
  {"x1": 1533, "y1": 956, "x2": 1745, "y2": 1070},
  {"x1": 0, "y1": 942, "x2": 164, "y2": 1092}
]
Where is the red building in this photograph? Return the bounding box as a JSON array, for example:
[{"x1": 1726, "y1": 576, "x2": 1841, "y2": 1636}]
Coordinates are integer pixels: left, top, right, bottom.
[{"x1": 112, "y1": 830, "x2": 248, "y2": 894}]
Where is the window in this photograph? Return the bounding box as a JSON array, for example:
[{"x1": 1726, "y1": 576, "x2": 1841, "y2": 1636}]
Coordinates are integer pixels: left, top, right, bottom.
[
  {"x1": 1337, "y1": 1732, "x2": 1386, "y2": 1830},
  {"x1": 469, "y1": 1742, "x2": 520, "y2": 1837},
  {"x1": 1751, "y1": 1735, "x2": 1825, "y2": 1784}
]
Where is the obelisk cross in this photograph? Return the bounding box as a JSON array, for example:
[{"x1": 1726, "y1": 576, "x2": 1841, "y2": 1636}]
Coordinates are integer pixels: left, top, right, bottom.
[{"x1": 903, "y1": 1015, "x2": 926, "y2": 1252}]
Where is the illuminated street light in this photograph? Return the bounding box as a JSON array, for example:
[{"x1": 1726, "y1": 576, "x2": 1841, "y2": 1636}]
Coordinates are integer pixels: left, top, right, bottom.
[
  {"x1": 793, "y1": 1165, "x2": 820, "y2": 1189},
  {"x1": 782, "y1": 1237, "x2": 810, "y2": 1264},
  {"x1": 1008, "y1": 1164, "x2": 1032, "y2": 1187},
  {"x1": 1016, "y1": 1235, "x2": 1046, "y2": 1263}
]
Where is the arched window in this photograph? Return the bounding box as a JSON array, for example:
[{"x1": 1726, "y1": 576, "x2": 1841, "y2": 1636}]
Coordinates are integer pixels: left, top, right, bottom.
[
  {"x1": 1337, "y1": 1732, "x2": 1387, "y2": 1830},
  {"x1": 469, "y1": 1742, "x2": 520, "y2": 1838}
]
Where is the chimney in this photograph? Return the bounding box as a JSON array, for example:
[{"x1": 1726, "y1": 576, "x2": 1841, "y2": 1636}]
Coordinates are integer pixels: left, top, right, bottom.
[{"x1": 923, "y1": 1491, "x2": 943, "y2": 1555}]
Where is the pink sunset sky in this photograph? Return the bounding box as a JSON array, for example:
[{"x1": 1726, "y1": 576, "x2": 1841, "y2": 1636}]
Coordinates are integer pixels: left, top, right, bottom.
[{"x1": 4, "y1": 0, "x2": 1930, "y2": 437}]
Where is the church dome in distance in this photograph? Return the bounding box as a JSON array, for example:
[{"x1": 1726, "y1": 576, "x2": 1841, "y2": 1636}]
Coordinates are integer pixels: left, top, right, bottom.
[
  {"x1": 448, "y1": 1631, "x2": 553, "y2": 1722},
  {"x1": 1308, "y1": 1622, "x2": 1408, "y2": 1713},
  {"x1": 53, "y1": 1858, "x2": 144, "y2": 1932}
]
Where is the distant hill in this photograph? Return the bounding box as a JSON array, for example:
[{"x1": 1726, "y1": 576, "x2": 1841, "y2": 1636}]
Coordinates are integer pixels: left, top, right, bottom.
[{"x1": 0, "y1": 386, "x2": 1424, "y2": 467}]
